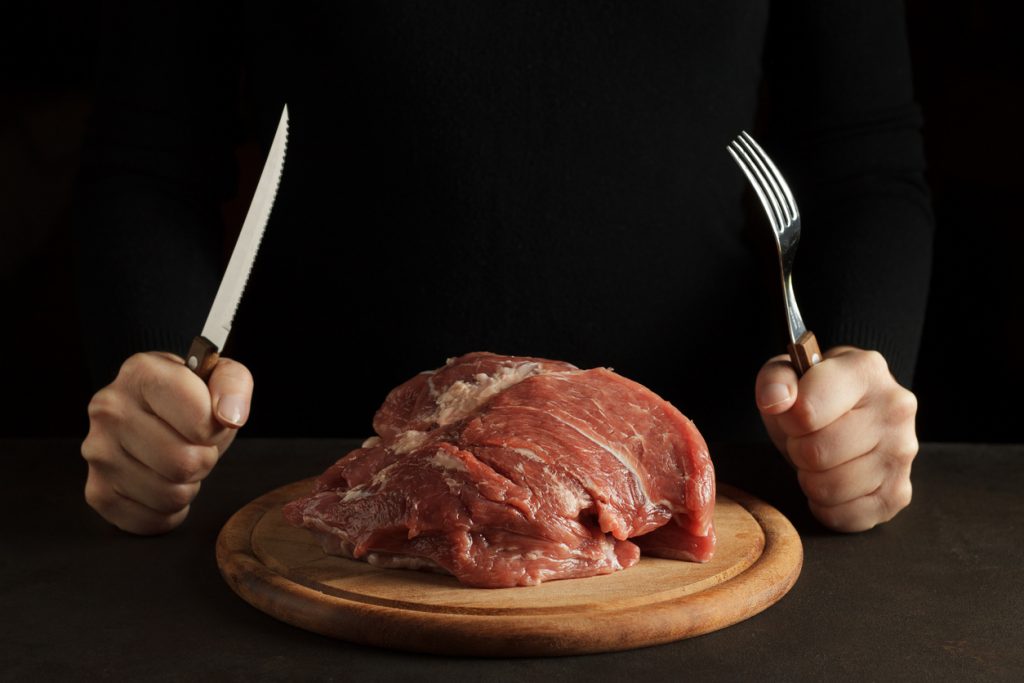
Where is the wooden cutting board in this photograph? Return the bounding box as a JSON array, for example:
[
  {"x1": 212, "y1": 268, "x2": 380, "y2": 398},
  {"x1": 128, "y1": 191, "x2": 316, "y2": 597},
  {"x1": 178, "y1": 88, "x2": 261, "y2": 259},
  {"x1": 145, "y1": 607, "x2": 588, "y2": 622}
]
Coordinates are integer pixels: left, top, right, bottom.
[{"x1": 217, "y1": 480, "x2": 801, "y2": 656}]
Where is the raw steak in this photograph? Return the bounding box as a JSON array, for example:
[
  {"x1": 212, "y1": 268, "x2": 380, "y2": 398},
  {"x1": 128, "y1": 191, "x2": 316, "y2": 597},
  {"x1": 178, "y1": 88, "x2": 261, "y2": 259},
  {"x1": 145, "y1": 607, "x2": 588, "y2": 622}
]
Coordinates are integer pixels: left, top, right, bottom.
[{"x1": 283, "y1": 352, "x2": 715, "y2": 587}]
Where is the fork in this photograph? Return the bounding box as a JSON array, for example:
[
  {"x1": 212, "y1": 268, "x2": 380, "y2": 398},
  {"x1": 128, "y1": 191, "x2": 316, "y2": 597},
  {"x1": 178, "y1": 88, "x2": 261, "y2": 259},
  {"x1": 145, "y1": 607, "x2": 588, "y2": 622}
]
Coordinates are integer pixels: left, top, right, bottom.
[{"x1": 727, "y1": 131, "x2": 821, "y2": 376}]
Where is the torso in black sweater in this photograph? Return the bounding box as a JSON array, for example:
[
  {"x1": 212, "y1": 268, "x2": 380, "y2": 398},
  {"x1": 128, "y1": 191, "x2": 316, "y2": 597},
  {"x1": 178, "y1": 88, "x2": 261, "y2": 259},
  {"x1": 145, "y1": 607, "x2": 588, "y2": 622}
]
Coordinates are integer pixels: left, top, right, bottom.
[{"x1": 77, "y1": 1, "x2": 932, "y2": 440}]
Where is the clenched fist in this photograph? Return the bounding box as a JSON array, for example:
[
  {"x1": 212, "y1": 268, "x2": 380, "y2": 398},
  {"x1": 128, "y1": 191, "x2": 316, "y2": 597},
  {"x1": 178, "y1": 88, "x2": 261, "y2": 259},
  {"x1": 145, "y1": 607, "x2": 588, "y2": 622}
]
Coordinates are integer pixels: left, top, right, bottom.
[
  {"x1": 82, "y1": 351, "x2": 254, "y2": 534},
  {"x1": 756, "y1": 346, "x2": 918, "y2": 532}
]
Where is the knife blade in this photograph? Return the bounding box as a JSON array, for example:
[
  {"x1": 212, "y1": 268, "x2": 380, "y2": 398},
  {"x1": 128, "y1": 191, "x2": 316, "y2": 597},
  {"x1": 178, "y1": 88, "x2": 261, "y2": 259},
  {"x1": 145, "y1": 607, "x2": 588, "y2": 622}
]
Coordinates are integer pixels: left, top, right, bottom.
[{"x1": 186, "y1": 104, "x2": 289, "y2": 380}]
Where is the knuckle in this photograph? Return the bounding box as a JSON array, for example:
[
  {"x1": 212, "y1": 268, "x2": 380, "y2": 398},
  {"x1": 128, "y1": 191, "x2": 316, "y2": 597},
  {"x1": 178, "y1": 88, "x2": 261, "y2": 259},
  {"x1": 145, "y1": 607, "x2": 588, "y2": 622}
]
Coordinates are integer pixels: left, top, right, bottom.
[
  {"x1": 171, "y1": 445, "x2": 217, "y2": 483},
  {"x1": 893, "y1": 479, "x2": 913, "y2": 511},
  {"x1": 813, "y1": 504, "x2": 872, "y2": 533},
  {"x1": 80, "y1": 434, "x2": 106, "y2": 466},
  {"x1": 808, "y1": 502, "x2": 842, "y2": 532},
  {"x1": 120, "y1": 352, "x2": 186, "y2": 408},
  {"x1": 118, "y1": 353, "x2": 152, "y2": 383},
  {"x1": 84, "y1": 474, "x2": 114, "y2": 514},
  {"x1": 895, "y1": 435, "x2": 920, "y2": 463},
  {"x1": 87, "y1": 388, "x2": 123, "y2": 424},
  {"x1": 178, "y1": 414, "x2": 222, "y2": 447},
  {"x1": 122, "y1": 512, "x2": 181, "y2": 536},
  {"x1": 798, "y1": 470, "x2": 830, "y2": 504},
  {"x1": 146, "y1": 509, "x2": 188, "y2": 535},
  {"x1": 192, "y1": 424, "x2": 221, "y2": 448},
  {"x1": 171, "y1": 453, "x2": 203, "y2": 483},
  {"x1": 163, "y1": 482, "x2": 201, "y2": 512},
  {"x1": 879, "y1": 432, "x2": 918, "y2": 468},
  {"x1": 860, "y1": 349, "x2": 890, "y2": 378},
  {"x1": 879, "y1": 478, "x2": 913, "y2": 523},
  {"x1": 840, "y1": 518, "x2": 874, "y2": 534},
  {"x1": 797, "y1": 437, "x2": 828, "y2": 471},
  {"x1": 890, "y1": 389, "x2": 919, "y2": 423},
  {"x1": 788, "y1": 398, "x2": 818, "y2": 434}
]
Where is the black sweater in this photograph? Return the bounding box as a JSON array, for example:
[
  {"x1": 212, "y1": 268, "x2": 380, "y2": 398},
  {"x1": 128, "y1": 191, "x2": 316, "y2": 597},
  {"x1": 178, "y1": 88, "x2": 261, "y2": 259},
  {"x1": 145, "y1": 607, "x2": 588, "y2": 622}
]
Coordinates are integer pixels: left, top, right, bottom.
[{"x1": 76, "y1": 1, "x2": 932, "y2": 441}]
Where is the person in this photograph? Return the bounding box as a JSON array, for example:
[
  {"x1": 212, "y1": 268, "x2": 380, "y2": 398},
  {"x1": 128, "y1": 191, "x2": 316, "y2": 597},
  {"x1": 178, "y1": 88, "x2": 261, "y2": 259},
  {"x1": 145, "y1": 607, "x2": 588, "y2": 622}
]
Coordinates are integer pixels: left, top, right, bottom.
[{"x1": 76, "y1": 2, "x2": 931, "y2": 536}]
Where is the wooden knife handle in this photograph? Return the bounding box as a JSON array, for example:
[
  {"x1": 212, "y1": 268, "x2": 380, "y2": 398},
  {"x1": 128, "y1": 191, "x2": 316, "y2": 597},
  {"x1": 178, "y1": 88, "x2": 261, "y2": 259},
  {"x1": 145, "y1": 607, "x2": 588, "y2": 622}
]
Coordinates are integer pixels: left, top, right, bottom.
[
  {"x1": 186, "y1": 336, "x2": 220, "y2": 382},
  {"x1": 787, "y1": 330, "x2": 821, "y2": 377}
]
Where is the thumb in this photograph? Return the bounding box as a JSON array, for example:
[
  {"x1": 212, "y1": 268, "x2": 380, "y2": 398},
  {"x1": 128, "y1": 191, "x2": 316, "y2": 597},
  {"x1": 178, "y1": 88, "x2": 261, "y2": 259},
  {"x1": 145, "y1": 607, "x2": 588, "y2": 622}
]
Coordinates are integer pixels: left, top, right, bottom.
[
  {"x1": 208, "y1": 357, "x2": 254, "y2": 429},
  {"x1": 755, "y1": 355, "x2": 799, "y2": 417}
]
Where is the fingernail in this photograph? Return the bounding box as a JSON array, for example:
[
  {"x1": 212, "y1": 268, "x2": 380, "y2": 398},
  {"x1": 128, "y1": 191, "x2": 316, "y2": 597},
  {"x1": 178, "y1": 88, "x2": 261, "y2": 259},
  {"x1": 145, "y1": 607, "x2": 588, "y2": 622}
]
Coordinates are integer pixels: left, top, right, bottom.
[
  {"x1": 759, "y1": 383, "x2": 791, "y2": 409},
  {"x1": 217, "y1": 394, "x2": 246, "y2": 426}
]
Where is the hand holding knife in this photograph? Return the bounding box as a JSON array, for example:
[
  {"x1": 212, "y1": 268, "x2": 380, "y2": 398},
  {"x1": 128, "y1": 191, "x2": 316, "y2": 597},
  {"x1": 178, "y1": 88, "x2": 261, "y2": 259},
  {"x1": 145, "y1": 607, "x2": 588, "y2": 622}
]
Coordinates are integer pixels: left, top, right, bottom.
[{"x1": 82, "y1": 105, "x2": 289, "y2": 535}]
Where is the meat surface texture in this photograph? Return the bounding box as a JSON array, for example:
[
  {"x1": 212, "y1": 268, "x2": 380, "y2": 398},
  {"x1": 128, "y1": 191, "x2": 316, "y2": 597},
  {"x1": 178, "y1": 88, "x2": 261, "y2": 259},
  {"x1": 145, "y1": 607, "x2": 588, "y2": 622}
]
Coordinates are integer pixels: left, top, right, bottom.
[{"x1": 283, "y1": 352, "x2": 715, "y2": 588}]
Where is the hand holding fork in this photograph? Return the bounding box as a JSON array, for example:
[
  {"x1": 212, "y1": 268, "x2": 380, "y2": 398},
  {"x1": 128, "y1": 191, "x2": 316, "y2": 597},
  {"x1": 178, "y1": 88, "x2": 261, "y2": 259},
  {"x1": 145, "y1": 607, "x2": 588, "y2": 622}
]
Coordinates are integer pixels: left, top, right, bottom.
[{"x1": 728, "y1": 132, "x2": 919, "y2": 532}]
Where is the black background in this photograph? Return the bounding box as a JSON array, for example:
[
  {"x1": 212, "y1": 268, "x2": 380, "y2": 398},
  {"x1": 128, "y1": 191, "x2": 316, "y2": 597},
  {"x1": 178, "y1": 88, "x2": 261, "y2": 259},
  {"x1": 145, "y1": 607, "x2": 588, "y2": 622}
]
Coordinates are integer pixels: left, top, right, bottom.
[{"x1": 1, "y1": 1, "x2": 1021, "y2": 441}]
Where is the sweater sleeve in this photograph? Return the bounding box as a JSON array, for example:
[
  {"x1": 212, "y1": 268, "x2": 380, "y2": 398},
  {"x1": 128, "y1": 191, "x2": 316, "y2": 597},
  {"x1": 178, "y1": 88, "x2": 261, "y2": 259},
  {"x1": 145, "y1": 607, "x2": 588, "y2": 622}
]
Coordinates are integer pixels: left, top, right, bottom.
[
  {"x1": 74, "y1": 2, "x2": 240, "y2": 389},
  {"x1": 760, "y1": 0, "x2": 934, "y2": 388}
]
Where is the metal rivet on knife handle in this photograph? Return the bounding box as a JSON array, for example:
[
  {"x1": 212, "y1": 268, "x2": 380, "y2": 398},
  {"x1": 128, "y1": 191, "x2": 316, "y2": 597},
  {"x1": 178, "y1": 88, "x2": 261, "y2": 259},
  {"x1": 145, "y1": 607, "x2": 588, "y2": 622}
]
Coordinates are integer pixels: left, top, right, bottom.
[
  {"x1": 787, "y1": 330, "x2": 821, "y2": 377},
  {"x1": 186, "y1": 335, "x2": 220, "y2": 382}
]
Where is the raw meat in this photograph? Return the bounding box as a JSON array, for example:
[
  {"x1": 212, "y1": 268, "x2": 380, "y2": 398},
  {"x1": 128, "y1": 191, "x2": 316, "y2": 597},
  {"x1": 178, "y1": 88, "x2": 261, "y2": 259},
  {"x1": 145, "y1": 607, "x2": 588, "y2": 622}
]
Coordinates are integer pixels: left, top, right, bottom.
[{"x1": 283, "y1": 352, "x2": 715, "y2": 588}]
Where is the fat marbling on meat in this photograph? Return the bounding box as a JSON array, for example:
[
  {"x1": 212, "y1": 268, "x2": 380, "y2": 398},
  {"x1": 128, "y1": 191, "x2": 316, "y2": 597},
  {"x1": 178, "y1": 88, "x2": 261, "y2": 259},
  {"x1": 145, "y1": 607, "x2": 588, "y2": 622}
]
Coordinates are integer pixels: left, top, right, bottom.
[{"x1": 283, "y1": 352, "x2": 715, "y2": 588}]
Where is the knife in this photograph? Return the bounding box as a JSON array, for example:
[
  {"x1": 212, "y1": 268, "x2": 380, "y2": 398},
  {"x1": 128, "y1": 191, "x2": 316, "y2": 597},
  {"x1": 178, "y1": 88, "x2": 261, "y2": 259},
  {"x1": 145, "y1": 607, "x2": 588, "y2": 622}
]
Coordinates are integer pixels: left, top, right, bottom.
[{"x1": 185, "y1": 104, "x2": 289, "y2": 380}]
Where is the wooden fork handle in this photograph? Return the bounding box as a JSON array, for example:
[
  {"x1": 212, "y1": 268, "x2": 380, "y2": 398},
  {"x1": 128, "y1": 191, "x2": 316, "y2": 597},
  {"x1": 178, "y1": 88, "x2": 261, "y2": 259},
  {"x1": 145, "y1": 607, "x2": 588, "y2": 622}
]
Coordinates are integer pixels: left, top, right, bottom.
[{"x1": 788, "y1": 330, "x2": 822, "y2": 377}]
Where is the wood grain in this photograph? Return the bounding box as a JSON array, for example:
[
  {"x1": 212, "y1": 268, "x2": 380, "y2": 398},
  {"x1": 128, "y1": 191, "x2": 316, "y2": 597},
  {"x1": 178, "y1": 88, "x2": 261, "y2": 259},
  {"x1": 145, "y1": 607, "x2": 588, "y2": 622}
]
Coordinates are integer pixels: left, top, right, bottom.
[
  {"x1": 185, "y1": 335, "x2": 219, "y2": 381},
  {"x1": 788, "y1": 330, "x2": 822, "y2": 377},
  {"x1": 217, "y1": 480, "x2": 802, "y2": 656}
]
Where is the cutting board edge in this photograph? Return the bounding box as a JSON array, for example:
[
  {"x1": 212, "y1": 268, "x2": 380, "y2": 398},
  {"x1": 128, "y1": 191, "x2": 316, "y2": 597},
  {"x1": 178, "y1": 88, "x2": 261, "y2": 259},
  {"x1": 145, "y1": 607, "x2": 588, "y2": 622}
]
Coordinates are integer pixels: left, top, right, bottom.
[{"x1": 216, "y1": 481, "x2": 802, "y2": 657}]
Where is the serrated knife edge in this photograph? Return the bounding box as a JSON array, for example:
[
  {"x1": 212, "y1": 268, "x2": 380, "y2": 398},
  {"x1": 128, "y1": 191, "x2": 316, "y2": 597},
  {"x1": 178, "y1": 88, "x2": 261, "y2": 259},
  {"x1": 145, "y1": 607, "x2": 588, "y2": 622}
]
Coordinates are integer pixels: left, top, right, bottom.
[{"x1": 186, "y1": 104, "x2": 288, "y2": 379}]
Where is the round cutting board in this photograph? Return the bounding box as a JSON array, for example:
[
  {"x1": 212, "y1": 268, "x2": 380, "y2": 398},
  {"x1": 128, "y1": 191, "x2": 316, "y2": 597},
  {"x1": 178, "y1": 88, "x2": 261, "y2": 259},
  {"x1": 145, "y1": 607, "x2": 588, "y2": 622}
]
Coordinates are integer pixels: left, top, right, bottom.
[{"x1": 216, "y1": 480, "x2": 801, "y2": 656}]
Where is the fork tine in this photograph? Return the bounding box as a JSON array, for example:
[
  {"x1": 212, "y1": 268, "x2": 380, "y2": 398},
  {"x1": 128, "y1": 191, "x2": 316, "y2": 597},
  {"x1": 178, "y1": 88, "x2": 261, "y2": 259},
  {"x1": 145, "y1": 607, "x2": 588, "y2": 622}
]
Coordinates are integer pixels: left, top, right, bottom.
[
  {"x1": 740, "y1": 131, "x2": 798, "y2": 222},
  {"x1": 735, "y1": 134, "x2": 792, "y2": 227},
  {"x1": 727, "y1": 139, "x2": 784, "y2": 233}
]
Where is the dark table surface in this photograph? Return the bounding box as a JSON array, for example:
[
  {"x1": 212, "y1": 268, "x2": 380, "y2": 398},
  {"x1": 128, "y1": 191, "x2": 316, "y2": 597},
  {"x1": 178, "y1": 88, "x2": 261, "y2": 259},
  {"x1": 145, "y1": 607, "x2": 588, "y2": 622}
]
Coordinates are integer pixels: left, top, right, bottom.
[{"x1": 1, "y1": 438, "x2": 1021, "y2": 682}]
